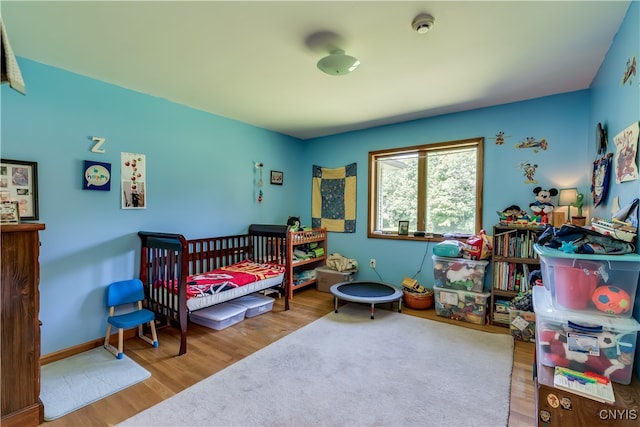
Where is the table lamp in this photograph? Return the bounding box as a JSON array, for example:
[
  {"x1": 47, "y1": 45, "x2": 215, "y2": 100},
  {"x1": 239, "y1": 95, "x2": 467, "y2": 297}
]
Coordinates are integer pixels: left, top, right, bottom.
[{"x1": 559, "y1": 188, "x2": 587, "y2": 225}]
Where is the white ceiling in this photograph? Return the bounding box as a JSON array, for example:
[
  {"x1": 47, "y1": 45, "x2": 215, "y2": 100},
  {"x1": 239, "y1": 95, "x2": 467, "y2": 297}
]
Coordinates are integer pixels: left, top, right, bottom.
[{"x1": 1, "y1": 1, "x2": 631, "y2": 140}]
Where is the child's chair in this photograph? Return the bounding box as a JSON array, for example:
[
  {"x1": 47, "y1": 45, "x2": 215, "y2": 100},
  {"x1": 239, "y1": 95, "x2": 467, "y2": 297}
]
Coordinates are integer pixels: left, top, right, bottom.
[{"x1": 104, "y1": 279, "x2": 158, "y2": 359}]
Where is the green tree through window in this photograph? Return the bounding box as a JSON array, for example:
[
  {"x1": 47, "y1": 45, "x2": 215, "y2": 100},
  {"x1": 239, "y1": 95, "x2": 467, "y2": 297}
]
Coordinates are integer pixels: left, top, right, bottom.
[{"x1": 368, "y1": 137, "x2": 484, "y2": 239}]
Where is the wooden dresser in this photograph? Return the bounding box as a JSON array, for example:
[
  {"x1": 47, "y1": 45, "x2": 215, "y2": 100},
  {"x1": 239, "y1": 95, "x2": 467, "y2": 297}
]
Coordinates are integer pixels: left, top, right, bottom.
[{"x1": 1, "y1": 223, "x2": 45, "y2": 427}]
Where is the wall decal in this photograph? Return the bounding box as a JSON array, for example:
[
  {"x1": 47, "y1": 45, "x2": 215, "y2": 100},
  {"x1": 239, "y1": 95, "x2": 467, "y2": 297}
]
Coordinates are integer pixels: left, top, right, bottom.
[
  {"x1": 91, "y1": 136, "x2": 107, "y2": 153},
  {"x1": 491, "y1": 131, "x2": 511, "y2": 145},
  {"x1": 83, "y1": 160, "x2": 111, "y2": 191},
  {"x1": 613, "y1": 122, "x2": 639, "y2": 183},
  {"x1": 515, "y1": 137, "x2": 548, "y2": 153},
  {"x1": 121, "y1": 152, "x2": 146, "y2": 209},
  {"x1": 517, "y1": 161, "x2": 538, "y2": 184}
]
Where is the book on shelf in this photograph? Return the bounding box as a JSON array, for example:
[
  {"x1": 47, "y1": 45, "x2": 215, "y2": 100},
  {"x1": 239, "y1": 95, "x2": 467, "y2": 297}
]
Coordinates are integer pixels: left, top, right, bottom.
[
  {"x1": 492, "y1": 262, "x2": 532, "y2": 292},
  {"x1": 493, "y1": 312, "x2": 510, "y2": 324},
  {"x1": 493, "y1": 227, "x2": 539, "y2": 259},
  {"x1": 553, "y1": 366, "x2": 615, "y2": 404}
]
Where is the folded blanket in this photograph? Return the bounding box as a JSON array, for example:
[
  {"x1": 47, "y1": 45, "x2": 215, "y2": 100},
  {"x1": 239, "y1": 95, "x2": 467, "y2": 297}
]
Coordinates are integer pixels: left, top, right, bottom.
[
  {"x1": 187, "y1": 260, "x2": 284, "y2": 298},
  {"x1": 326, "y1": 253, "x2": 358, "y2": 272}
]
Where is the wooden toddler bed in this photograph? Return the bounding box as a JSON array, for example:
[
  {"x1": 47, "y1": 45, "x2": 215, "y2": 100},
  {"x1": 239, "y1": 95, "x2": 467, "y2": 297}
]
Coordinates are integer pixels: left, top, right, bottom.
[{"x1": 138, "y1": 224, "x2": 290, "y2": 356}]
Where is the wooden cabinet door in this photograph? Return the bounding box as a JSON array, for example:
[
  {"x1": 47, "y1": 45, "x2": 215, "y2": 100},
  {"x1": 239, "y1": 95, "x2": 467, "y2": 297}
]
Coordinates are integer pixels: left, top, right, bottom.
[{"x1": 1, "y1": 224, "x2": 45, "y2": 427}]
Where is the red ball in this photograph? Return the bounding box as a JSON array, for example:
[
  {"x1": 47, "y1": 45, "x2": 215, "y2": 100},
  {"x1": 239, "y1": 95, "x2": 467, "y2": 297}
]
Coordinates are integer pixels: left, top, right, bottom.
[{"x1": 592, "y1": 285, "x2": 631, "y2": 314}]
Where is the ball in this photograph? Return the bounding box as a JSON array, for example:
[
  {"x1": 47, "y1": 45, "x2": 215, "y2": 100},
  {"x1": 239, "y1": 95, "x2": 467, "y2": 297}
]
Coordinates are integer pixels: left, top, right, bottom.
[
  {"x1": 598, "y1": 331, "x2": 616, "y2": 348},
  {"x1": 592, "y1": 285, "x2": 631, "y2": 315}
]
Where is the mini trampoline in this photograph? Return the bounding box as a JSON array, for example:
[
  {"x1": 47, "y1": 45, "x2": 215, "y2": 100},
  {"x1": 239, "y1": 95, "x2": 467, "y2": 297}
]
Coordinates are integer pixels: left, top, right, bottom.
[{"x1": 330, "y1": 281, "x2": 403, "y2": 319}]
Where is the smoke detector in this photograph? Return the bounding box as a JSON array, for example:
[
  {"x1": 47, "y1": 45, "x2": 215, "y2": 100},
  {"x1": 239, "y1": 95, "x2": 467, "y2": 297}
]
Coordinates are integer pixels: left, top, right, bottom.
[{"x1": 412, "y1": 13, "x2": 435, "y2": 34}]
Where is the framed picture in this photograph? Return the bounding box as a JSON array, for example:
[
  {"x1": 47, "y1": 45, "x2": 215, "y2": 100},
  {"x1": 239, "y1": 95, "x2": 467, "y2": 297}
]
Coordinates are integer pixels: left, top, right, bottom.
[
  {"x1": 83, "y1": 160, "x2": 112, "y2": 191},
  {"x1": 270, "y1": 170, "x2": 283, "y2": 185},
  {"x1": 0, "y1": 201, "x2": 20, "y2": 224},
  {"x1": 0, "y1": 159, "x2": 39, "y2": 221},
  {"x1": 121, "y1": 153, "x2": 146, "y2": 209},
  {"x1": 398, "y1": 220, "x2": 409, "y2": 235}
]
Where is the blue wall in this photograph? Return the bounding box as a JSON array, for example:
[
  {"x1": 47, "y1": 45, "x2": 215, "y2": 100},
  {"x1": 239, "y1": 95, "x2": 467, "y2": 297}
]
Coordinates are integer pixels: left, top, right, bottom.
[
  {"x1": 590, "y1": 0, "x2": 639, "y2": 224},
  {"x1": 589, "y1": 0, "x2": 640, "y2": 380},
  {"x1": 2, "y1": 60, "x2": 302, "y2": 354},
  {"x1": 304, "y1": 91, "x2": 591, "y2": 286},
  {"x1": 1, "y1": 2, "x2": 638, "y2": 379}
]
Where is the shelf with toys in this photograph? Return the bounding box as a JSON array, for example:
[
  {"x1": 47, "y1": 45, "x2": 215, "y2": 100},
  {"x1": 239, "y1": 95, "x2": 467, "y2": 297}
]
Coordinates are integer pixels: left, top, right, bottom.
[{"x1": 286, "y1": 227, "x2": 327, "y2": 299}]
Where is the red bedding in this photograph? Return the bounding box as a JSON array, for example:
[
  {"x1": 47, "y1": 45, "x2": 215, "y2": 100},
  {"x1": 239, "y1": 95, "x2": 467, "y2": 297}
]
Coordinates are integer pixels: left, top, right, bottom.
[{"x1": 185, "y1": 260, "x2": 285, "y2": 299}]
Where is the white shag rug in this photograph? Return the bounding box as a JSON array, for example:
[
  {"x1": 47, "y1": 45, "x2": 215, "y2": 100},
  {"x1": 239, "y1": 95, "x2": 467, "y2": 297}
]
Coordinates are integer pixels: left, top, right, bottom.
[
  {"x1": 120, "y1": 304, "x2": 513, "y2": 426},
  {"x1": 41, "y1": 347, "x2": 151, "y2": 420}
]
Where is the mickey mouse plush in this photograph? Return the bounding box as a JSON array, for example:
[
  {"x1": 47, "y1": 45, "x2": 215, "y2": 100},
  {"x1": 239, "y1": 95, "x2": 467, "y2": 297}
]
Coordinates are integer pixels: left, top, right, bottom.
[{"x1": 530, "y1": 186, "x2": 558, "y2": 223}]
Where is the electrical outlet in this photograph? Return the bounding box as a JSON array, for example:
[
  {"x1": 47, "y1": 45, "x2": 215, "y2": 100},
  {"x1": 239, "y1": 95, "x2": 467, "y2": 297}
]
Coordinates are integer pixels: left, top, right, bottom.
[{"x1": 369, "y1": 259, "x2": 376, "y2": 268}]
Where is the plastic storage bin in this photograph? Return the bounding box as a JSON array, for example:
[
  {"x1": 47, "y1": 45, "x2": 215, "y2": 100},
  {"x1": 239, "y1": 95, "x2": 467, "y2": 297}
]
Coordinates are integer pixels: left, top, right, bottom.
[
  {"x1": 509, "y1": 309, "x2": 536, "y2": 342},
  {"x1": 433, "y1": 285, "x2": 489, "y2": 325},
  {"x1": 190, "y1": 302, "x2": 247, "y2": 330},
  {"x1": 534, "y1": 244, "x2": 640, "y2": 317},
  {"x1": 228, "y1": 294, "x2": 274, "y2": 318},
  {"x1": 315, "y1": 267, "x2": 356, "y2": 293},
  {"x1": 533, "y1": 286, "x2": 640, "y2": 385},
  {"x1": 432, "y1": 256, "x2": 489, "y2": 292}
]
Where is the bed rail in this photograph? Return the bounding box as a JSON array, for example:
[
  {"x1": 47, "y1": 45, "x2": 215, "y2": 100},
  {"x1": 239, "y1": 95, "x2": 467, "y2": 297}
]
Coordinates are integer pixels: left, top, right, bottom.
[{"x1": 138, "y1": 231, "x2": 189, "y2": 353}]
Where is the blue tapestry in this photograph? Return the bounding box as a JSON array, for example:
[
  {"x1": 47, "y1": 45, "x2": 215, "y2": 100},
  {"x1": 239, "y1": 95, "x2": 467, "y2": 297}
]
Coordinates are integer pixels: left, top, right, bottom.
[{"x1": 311, "y1": 163, "x2": 356, "y2": 233}]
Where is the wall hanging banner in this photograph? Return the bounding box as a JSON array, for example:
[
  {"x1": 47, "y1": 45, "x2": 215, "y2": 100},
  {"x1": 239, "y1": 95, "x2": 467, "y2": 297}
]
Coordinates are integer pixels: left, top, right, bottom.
[
  {"x1": 613, "y1": 121, "x2": 639, "y2": 184},
  {"x1": 1, "y1": 18, "x2": 26, "y2": 94},
  {"x1": 312, "y1": 163, "x2": 356, "y2": 233},
  {"x1": 591, "y1": 154, "x2": 612, "y2": 207},
  {"x1": 121, "y1": 152, "x2": 146, "y2": 209}
]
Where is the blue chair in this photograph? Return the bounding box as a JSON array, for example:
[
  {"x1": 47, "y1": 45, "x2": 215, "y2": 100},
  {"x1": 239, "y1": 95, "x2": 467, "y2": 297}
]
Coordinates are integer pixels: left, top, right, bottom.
[{"x1": 104, "y1": 279, "x2": 158, "y2": 359}]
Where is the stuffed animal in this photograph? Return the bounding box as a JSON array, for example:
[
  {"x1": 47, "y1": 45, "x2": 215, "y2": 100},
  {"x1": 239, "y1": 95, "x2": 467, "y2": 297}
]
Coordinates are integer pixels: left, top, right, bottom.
[
  {"x1": 497, "y1": 205, "x2": 528, "y2": 222},
  {"x1": 529, "y1": 187, "x2": 558, "y2": 223},
  {"x1": 286, "y1": 216, "x2": 301, "y2": 232},
  {"x1": 538, "y1": 328, "x2": 588, "y2": 366},
  {"x1": 445, "y1": 263, "x2": 475, "y2": 284},
  {"x1": 537, "y1": 326, "x2": 630, "y2": 383}
]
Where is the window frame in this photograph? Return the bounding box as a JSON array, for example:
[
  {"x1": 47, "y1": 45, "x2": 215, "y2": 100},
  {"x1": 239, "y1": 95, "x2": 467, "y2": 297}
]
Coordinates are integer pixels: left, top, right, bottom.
[{"x1": 367, "y1": 137, "x2": 484, "y2": 241}]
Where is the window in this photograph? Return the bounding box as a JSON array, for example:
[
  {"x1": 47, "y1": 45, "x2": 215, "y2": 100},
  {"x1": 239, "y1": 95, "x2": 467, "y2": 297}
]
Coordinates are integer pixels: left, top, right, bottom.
[{"x1": 368, "y1": 137, "x2": 484, "y2": 239}]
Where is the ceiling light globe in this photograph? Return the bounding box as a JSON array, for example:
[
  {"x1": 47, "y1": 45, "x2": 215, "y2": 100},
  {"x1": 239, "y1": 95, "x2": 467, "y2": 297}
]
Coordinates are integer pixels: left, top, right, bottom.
[{"x1": 317, "y1": 49, "x2": 360, "y2": 76}]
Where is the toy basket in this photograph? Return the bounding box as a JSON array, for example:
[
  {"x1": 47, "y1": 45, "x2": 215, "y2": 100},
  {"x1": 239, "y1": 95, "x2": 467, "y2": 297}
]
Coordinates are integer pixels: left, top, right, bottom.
[{"x1": 403, "y1": 288, "x2": 434, "y2": 310}]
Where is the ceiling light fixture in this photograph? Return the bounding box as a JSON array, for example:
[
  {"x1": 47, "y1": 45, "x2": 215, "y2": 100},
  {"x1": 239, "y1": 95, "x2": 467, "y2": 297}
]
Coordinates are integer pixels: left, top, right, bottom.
[
  {"x1": 317, "y1": 49, "x2": 360, "y2": 76},
  {"x1": 412, "y1": 13, "x2": 435, "y2": 34}
]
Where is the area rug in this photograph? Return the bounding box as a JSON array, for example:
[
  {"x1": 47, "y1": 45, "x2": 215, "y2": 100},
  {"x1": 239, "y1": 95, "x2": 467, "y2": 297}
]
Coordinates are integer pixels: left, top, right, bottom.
[
  {"x1": 119, "y1": 304, "x2": 513, "y2": 427},
  {"x1": 41, "y1": 347, "x2": 151, "y2": 420}
]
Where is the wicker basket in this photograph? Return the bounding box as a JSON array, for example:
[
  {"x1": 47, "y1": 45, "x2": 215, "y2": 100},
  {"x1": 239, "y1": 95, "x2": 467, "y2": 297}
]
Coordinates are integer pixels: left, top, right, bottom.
[{"x1": 403, "y1": 289, "x2": 434, "y2": 310}]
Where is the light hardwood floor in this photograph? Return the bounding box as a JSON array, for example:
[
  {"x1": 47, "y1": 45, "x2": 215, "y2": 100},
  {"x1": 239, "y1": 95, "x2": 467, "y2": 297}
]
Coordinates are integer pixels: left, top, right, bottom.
[{"x1": 40, "y1": 288, "x2": 536, "y2": 426}]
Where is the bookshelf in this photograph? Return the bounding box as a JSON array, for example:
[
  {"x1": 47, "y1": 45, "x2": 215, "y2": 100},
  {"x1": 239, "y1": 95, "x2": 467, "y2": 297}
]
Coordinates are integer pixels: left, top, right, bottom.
[{"x1": 490, "y1": 224, "x2": 543, "y2": 326}]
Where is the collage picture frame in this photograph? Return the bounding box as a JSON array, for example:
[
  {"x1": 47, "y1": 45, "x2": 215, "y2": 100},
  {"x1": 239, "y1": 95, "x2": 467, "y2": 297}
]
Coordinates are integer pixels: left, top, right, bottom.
[{"x1": 0, "y1": 158, "x2": 39, "y2": 221}]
